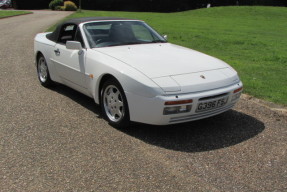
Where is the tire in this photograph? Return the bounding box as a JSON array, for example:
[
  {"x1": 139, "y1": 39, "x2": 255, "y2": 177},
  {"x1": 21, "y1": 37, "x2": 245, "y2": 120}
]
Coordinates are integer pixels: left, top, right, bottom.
[
  {"x1": 101, "y1": 78, "x2": 130, "y2": 128},
  {"x1": 37, "y1": 54, "x2": 53, "y2": 87}
]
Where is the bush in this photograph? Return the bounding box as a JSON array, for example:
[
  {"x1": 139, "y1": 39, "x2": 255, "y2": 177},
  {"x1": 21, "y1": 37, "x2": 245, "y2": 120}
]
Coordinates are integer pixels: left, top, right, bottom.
[
  {"x1": 49, "y1": 0, "x2": 63, "y2": 10},
  {"x1": 64, "y1": 1, "x2": 77, "y2": 11},
  {"x1": 55, "y1": 5, "x2": 65, "y2": 11}
]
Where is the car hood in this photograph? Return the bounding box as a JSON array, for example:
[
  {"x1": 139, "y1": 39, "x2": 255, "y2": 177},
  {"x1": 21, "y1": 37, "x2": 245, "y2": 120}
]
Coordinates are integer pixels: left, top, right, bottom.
[
  {"x1": 95, "y1": 43, "x2": 239, "y2": 93},
  {"x1": 96, "y1": 43, "x2": 228, "y2": 78}
]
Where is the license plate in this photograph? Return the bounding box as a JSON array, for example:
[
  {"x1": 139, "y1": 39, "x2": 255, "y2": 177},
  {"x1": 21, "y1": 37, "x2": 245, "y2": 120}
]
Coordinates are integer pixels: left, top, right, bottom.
[{"x1": 196, "y1": 97, "x2": 228, "y2": 112}]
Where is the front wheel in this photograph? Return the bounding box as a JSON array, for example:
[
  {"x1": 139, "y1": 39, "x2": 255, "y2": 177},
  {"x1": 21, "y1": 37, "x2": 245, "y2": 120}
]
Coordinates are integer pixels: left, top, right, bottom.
[{"x1": 101, "y1": 79, "x2": 130, "y2": 128}]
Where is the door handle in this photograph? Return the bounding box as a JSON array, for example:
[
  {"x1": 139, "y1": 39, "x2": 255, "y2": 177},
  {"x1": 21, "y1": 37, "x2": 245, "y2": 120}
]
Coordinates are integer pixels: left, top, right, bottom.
[{"x1": 54, "y1": 49, "x2": 60, "y2": 56}]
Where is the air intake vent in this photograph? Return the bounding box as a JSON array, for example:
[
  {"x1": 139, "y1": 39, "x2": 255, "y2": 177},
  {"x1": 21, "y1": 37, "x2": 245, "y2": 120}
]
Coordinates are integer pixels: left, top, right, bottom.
[{"x1": 199, "y1": 93, "x2": 228, "y2": 101}]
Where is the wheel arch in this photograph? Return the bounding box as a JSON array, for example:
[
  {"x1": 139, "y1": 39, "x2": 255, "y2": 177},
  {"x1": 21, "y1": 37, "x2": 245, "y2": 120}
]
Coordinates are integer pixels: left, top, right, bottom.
[
  {"x1": 35, "y1": 51, "x2": 43, "y2": 67},
  {"x1": 98, "y1": 74, "x2": 131, "y2": 128},
  {"x1": 97, "y1": 74, "x2": 119, "y2": 104}
]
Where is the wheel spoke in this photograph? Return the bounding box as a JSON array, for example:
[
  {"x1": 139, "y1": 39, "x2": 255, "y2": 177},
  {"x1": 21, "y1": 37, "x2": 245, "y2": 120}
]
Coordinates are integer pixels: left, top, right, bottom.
[
  {"x1": 106, "y1": 92, "x2": 112, "y2": 102},
  {"x1": 106, "y1": 103, "x2": 111, "y2": 112},
  {"x1": 115, "y1": 107, "x2": 122, "y2": 118},
  {"x1": 110, "y1": 89, "x2": 117, "y2": 98},
  {"x1": 116, "y1": 100, "x2": 123, "y2": 108},
  {"x1": 114, "y1": 91, "x2": 120, "y2": 100},
  {"x1": 42, "y1": 64, "x2": 47, "y2": 71},
  {"x1": 110, "y1": 108, "x2": 116, "y2": 117}
]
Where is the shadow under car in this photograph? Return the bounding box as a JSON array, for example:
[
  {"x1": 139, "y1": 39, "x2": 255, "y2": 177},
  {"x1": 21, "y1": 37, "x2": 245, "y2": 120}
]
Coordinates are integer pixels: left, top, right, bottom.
[{"x1": 49, "y1": 84, "x2": 265, "y2": 153}]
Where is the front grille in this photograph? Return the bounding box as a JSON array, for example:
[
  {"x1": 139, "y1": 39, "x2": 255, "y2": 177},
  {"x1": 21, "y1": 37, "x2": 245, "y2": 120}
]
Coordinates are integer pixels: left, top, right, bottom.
[
  {"x1": 199, "y1": 93, "x2": 228, "y2": 101},
  {"x1": 169, "y1": 104, "x2": 234, "y2": 123}
]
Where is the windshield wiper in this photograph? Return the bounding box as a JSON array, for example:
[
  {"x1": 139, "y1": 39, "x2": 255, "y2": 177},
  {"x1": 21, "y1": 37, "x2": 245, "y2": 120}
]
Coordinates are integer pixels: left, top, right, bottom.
[
  {"x1": 95, "y1": 42, "x2": 142, "y2": 48},
  {"x1": 119, "y1": 42, "x2": 143, "y2": 46},
  {"x1": 94, "y1": 40, "x2": 166, "y2": 48},
  {"x1": 148, "y1": 40, "x2": 167, "y2": 43}
]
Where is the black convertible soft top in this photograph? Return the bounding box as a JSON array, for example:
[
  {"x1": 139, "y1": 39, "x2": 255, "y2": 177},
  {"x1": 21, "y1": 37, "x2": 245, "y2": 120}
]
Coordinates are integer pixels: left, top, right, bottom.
[{"x1": 46, "y1": 17, "x2": 138, "y2": 42}]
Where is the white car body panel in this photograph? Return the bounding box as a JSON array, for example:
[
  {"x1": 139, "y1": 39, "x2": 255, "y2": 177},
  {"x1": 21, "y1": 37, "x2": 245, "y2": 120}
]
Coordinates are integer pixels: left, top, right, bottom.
[
  {"x1": 34, "y1": 33, "x2": 59, "y2": 82},
  {"x1": 96, "y1": 43, "x2": 227, "y2": 78},
  {"x1": 96, "y1": 43, "x2": 240, "y2": 93},
  {"x1": 34, "y1": 19, "x2": 243, "y2": 125},
  {"x1": 51, "y1": 44, "x2": 89, "y2": 95},
  {"x1": 84, "y1": 48, "x2": 163, "y2": 103},
  {"x1": 126, "y1": 81, "x2": 242, "y2": 125}
]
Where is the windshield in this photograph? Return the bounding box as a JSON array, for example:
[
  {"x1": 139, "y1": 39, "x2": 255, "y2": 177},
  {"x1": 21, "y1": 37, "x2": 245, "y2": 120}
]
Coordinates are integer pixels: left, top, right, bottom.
[{"x1": 83, "y1": 21, "x2": 167, "y2": 48}]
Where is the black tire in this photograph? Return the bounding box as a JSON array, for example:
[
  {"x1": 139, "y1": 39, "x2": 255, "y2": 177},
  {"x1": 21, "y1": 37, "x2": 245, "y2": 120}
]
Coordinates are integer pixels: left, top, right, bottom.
[
  {"x1": 100, "y1": 78, "x2": 130, "y2": 128},
  {"x1": 37, "y1": 54, "x2": 53, "y2": 87}
]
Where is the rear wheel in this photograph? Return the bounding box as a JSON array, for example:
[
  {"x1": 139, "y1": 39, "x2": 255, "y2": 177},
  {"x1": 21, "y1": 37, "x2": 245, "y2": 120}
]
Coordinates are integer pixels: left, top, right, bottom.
[
  {"x1": 37, "y1": 54, "x2": 53, "y2": 87},
  {"x1": 101, "y1": 78, "x2": 130, "y2": 128}
]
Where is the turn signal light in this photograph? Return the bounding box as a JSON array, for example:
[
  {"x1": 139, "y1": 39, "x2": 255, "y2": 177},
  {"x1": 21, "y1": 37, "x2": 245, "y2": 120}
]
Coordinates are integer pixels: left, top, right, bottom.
[
  {"x1": 165, "y1": 99, "x2": 193, "y2": 105},
  {"x1": 233, "y1": 87, "x2": 243, "y2": 93}
]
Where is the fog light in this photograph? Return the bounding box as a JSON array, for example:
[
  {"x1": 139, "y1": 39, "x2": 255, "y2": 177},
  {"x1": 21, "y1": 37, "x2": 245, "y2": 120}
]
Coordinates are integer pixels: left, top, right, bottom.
[
  {"x1": 163, "y1": 105, "x2": 191, "y2": 115},
  {"x1": 232, "y1": 92, "x2": 241, "y2": 102}
]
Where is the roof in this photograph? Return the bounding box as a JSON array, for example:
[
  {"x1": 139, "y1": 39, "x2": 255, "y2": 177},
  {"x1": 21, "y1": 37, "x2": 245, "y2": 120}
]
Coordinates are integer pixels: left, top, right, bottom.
[
  {"x1": 47, "y1": 17, "x2": 138, "y2": 42},
  {"x1": 62, "y1": 17, "x2": 136, "y2": 25}
]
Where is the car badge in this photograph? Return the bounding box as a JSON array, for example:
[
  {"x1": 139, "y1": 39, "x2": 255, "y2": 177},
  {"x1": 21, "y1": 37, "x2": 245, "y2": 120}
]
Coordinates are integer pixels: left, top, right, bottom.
[{"x1": 200, "y1": 75, "x2": 206, "y2": 79}]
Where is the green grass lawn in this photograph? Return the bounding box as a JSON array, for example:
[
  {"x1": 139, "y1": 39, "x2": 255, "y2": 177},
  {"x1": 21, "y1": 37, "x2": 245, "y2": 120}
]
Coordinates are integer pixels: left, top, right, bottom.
[
  {"x1": 48, "y1": 6, "x2": 287, "y2": 105},
  {"x1": 0, "y1": 11, "x2": 31, "y2": 18}
]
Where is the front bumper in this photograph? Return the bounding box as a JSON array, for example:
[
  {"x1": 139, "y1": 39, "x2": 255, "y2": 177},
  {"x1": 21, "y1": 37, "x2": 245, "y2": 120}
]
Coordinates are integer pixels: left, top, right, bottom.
[{"x1": 125, "y1": 81, "x2": 243, "y2": 125}]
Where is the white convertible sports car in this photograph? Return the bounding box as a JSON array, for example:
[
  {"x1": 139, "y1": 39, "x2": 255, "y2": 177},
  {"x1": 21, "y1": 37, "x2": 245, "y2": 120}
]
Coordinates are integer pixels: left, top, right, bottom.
[{"x1": 34, "y1": 17, "x2": 243, "y2": 127}]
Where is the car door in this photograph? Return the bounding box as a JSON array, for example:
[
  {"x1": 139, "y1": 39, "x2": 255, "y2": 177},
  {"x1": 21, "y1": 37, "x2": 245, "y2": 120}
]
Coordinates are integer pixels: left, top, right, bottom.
[{"x1": 51, "y1": 24, "x2": 88, "y2": 93}]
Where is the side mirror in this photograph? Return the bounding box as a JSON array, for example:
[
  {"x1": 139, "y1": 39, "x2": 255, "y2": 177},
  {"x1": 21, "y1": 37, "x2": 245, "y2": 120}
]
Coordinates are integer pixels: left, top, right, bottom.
[
  {"x1": 163, "y1": 35, "x2": 168, "y2": 40},
  {"x1": 66, "y1": 41, "x2": 82, "y2": 50}
]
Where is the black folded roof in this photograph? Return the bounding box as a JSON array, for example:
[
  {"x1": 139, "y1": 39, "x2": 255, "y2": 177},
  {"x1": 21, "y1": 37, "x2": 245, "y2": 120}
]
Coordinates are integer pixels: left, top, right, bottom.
[{"x1": 47, "y1": 17, "x2": 137, "y2": 42}]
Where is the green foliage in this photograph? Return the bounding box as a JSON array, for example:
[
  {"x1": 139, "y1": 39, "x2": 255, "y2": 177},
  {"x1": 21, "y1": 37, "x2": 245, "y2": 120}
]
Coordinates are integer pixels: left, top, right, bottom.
[
  {"x1": 0, "y1": 11, "x2": 31, "y2": 18},
  {"x1": 50, "y1": 0, "x2": 77, "y2": 11},
  {"x1": 49, "y1": 0, "x2": 63, "y2": 10},
  {"x1": 47, "y1": 7, "x2": 287, "y2": 105},
  {"x1": 64, "y1": 1, "x2": 77, "y2": 11},
  {"x1": 55, "y1": 5, "x2": 65, "y2": 11}
]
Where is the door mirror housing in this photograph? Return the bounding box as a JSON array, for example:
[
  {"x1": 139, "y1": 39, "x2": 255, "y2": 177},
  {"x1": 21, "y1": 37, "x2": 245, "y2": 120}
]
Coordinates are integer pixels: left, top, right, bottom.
[
  {"x1": 163, "y1": 35, "x2": 168, "y2": 40},
  {"x1": 66, "y1": 41, "x2": 82, "y2": 50}
]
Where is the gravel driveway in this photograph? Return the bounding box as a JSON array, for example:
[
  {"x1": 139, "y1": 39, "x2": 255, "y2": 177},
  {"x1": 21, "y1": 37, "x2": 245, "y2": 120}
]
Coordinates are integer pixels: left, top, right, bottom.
[{"x1": 0, "y1": 11, "x2": 286, "y2": 192}]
